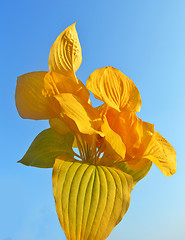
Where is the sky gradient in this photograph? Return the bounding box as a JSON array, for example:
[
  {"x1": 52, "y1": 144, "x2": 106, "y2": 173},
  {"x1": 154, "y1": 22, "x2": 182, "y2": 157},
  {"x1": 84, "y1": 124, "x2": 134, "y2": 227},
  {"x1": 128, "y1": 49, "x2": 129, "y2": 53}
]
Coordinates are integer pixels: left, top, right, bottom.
[{"x1": 1, "y1": 0, "x2": 185, "y2": 239}]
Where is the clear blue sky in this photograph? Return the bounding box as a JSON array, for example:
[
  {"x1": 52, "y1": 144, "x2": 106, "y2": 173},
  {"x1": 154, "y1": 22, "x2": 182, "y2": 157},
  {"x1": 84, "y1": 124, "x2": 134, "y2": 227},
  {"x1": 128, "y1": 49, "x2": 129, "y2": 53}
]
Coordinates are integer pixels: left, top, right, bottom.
[{"x1": 1, "y1": 0, "x2": 185, "y2": 239}]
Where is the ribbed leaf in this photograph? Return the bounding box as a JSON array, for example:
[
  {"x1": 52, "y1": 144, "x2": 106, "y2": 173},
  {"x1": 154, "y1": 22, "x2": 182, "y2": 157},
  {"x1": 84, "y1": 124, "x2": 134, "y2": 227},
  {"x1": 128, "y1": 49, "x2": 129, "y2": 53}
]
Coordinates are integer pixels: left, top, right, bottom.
[
  {"x1": 49, "y1": 23, "x2": 82, "y2": 76},
  {"x1": 86, "y1": 66, "x2": 141, "y2": 112},
  {"x1": 52, "y1": 157, "x2": 133, "y2": 240},
  {"x1": 18, "y1": 128, "x2": 74, "y2": 168}
]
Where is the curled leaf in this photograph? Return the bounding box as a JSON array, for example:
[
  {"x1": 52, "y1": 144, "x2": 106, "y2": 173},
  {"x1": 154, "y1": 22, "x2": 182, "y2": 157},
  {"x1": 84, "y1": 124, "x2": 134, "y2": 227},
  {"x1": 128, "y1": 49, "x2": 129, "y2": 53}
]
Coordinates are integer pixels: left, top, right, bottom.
[
  {"x1": 87, "y1": 67, "x2": 141, "y2": 112},
  {"x1": 144, "y1": 131, "x2": 176, "y2": 177}
]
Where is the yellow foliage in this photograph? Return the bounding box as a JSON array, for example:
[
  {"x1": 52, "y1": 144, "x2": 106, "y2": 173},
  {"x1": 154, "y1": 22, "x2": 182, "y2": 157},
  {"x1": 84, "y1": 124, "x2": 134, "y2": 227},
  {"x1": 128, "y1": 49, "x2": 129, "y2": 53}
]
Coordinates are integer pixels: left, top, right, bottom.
[{"x1": 15, "y1": 23, "x2": 176, "y2": 240}]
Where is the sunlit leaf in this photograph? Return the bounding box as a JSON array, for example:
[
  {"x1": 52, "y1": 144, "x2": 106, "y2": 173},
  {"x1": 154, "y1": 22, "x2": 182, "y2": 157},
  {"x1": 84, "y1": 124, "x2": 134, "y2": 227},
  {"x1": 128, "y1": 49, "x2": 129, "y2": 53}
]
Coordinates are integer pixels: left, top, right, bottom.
[
  {"x1": 42, "y1": 72, "x2": 90, "y2": 102},
  {"x1": 15, "y1": 71, "x2": 55, "y2": 120},
  {"x1": 18, "y1": 128, "x2": 74, "y2": 168},
  {"x1": 87, "y1": 66, "x2": 141, "y2": 112},
  {"x1": 101, "y1": 117, "x2": 126, "y2": 160},
  {"x1": 52, "y1": 157, "x2": 133, "y2": 240},
  {"x1": 49, "y1": 23, "x2": 82, "y2": 77},
  {"x1": 54, "y1": 93, "x2": 103, "y2": 136},
  {"x1": 144, "y1": 131, "x2": 176, "y2": 177}
]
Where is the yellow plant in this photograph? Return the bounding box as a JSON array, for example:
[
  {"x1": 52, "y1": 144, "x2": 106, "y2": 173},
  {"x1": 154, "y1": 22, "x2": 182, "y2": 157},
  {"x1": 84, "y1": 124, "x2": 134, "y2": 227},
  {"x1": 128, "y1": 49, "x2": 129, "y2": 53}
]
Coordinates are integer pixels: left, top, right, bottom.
[{"x1": 15, "y1": 23, "x2": 176, "y2": 240}]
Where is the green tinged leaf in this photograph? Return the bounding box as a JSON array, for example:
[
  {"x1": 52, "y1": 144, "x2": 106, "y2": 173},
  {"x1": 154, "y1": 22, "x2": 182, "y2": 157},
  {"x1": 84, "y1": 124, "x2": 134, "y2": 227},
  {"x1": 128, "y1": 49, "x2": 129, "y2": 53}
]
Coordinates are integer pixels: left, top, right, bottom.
[
  {"x1": 116, "y1": 160, "x2": 152, "y2": 187},
  {"x1": 18, "y1": 128, "x2": 74, "y2": 168},
  {"x1": 52, "y1": 157, "x2": 133, "y2": 240}
]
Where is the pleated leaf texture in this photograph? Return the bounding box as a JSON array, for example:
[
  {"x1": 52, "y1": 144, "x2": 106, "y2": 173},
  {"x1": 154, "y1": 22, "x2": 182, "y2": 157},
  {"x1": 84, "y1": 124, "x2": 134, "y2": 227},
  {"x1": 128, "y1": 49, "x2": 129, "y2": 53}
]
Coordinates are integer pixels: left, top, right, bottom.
[
  {"x1": 49, "y1": 22, "x2": 82, "y2": 76},
  {"x1": 15, "y1": 22, "x2": 176, "y2": 240},
  {"x1": 52, "y1": 158, "x2": 133, "y2": 240}
]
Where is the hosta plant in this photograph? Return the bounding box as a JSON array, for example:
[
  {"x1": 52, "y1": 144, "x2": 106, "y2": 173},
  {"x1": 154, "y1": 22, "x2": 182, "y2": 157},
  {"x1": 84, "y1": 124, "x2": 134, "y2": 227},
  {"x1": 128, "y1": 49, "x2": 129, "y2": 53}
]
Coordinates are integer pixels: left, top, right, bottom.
[{"x1": 15, "y1": 23, "x2": 176, "y2": 240}]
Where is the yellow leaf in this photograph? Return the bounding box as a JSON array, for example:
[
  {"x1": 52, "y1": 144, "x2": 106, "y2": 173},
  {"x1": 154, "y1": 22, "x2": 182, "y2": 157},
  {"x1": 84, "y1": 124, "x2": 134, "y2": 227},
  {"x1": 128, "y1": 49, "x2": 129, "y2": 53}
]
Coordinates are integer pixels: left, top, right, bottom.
[
  {"x1": 49, "y1": 118, "x2": 72, "y2": 135},
  {"x1": 101, "y1": 117, "x2": 126, "y2": 160},
  {"x1": 105, "y1": 108, "x2": 155, "y2": 172},
  {"x1": 49, "y1": 23, "x2": 82, "y2": 77},
  {"x1": 15, "y1": 71, "x2": 55, "y2": 120},
  {"x1": 42, "y1": 72, "x2": 89, "y2": 102},
  {"x1": 144, "y1": 131, "x2": 176, "y2": 177},
  {"x1": 86, "y1": 66, "x2": 141, "y2": 112},
  {"x1": 54, "y1": 93, "x2": 103, "y2": 135},
  {"x1": 52, "y1": 157, "x2": 133, "y2": 240},
  {"x1": 118, "y1": 120, "x2": 154, "y2": 172},
  {"x1": 18, "y1": 129, "x2": 74, "y2": 168}
]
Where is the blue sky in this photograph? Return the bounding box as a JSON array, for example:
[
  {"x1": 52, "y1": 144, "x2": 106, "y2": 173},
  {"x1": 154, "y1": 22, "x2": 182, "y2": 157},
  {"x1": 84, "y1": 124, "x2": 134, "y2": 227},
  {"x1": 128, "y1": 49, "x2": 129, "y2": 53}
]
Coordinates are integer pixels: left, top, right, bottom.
[{"x1": 1, "y1": 0, "x2": 185, "y2": 239}]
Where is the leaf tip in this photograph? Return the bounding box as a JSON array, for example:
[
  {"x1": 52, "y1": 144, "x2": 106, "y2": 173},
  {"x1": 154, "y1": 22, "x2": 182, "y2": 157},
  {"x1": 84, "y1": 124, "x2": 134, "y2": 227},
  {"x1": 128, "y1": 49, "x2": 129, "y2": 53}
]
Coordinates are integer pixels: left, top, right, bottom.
[{"x1": 17, "y1": 159, "x2": 24, "y2": 165}]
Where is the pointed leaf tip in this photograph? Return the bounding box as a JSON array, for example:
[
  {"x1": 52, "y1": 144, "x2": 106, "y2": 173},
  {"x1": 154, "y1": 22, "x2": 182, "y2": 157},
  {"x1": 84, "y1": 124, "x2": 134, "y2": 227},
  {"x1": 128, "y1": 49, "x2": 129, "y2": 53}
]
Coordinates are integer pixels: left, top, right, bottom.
[{"x1": 49, "y1": 23, "x2": 82, "y2": 76}]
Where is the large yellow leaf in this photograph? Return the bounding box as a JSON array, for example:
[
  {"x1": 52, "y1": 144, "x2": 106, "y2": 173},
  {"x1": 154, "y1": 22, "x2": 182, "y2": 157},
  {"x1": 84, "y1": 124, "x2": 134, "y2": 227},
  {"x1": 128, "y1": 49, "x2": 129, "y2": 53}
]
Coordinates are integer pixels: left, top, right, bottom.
[
  {"x1": 15, "y1": 71, "x2": 55, "y2": 120},
  {"x1": 49, "y1": 23, "x2": 82, "y2": 77},
  {"x1": 144, "y1": 131, "x2": 176, "y2": 177},
  {"x1": 18, "y1": 128, "x2": 74, "y2": 168},
  {"x1": 52, "y1": 157, "x2": 133, "y2": 240},
  {"x1": 54, "y1": 93, "x2": 103, "y2": 136},
  {"x1": 86, "y1": 67, "x2": 141, "y2": 112}
]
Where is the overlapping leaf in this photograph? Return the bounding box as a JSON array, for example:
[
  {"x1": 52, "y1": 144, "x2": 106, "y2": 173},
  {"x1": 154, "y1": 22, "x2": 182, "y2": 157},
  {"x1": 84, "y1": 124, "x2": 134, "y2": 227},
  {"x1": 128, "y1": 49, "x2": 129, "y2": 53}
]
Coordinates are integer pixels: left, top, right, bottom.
[
  {"x1": 18, "y1": 128, "x2": 74, "y2": 168},
  {"x1": 49, "y1": 118, "x2": 72, "y2": 135},
  {"x1": 42, "y1": 72, "x2": 90, "y2": 102},
  {"x1": 54, "y1": 93, "x2": 103, "y2": 135}
]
